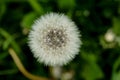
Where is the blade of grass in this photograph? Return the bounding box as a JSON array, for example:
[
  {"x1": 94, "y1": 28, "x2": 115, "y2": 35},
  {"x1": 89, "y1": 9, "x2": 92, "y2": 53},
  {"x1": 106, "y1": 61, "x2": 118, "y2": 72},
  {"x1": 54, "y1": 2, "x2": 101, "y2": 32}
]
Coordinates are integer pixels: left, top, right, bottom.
[
  {"x1": 28, "y1": 0, "x2": 44, "y2": 14},
  {"x1": 0, "y1": 28, "x2": 21, "y2": 53}
]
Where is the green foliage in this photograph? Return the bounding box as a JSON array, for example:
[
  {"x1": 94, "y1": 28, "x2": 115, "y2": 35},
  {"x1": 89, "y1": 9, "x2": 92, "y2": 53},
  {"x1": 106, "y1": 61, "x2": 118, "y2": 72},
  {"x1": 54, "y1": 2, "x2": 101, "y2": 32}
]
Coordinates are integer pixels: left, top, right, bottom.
[
  {"x1": 0, "y1": 3, "x2": 6, "y2": 20},
  {"x1": 113, "y1": 17, "x2": 120, "y2": 36},
  {"x1": 112, "y1": 57, "x2": 120, "y2": 80},
  {"x1": 28, "y1": 0, "x2": 44, "y2": 14},
  {"x1": 57, "y1": 0, "x2": 76, "y2": 10},
  {"x1": 0, "y1": 0, "x2": 120, "y2": 80},
  {"x1": 0, "y1": 52, "x2": 8, "y2": 60},
  {"x1": 0, "y1": 69, "x2": 18, "y2": 75},
  {"x1": 82, "y1": 62, "x2": 103, "y2": 80},
  {"x1": 21, "y1": 12, "x2": 38, "y2": 29}
]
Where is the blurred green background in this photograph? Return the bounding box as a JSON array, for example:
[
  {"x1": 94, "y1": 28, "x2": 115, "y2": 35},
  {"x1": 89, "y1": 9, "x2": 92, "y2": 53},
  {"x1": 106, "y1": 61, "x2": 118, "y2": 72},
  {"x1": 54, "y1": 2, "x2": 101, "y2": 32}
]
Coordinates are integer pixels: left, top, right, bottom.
[{"x1": 0, "y1": 0, "x2": 120, "y2": 80}]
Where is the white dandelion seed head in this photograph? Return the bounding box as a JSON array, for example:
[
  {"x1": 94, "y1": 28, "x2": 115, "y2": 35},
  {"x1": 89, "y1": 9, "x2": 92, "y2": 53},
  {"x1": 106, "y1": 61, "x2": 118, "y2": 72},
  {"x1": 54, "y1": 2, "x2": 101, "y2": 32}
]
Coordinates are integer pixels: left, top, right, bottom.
[{"x1": 28, "y1": 13, "x2": 82, "y2": 66}]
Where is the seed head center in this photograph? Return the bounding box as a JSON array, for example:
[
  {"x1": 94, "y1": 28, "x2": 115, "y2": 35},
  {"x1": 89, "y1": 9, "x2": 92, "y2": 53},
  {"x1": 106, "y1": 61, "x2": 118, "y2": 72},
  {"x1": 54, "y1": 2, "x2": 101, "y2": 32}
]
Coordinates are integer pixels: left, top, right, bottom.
[{"x1": 45, "y1": 29, "x2": 66, "y2": 48}]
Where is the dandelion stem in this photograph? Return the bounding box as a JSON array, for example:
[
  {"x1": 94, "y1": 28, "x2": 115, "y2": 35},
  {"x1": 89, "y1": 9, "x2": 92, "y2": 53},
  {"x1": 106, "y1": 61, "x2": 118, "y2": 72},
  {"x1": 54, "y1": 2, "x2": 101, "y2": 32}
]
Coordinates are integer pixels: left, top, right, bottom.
[{"x1": 8, "y1": 48, "x2": 49, "y2": 80}]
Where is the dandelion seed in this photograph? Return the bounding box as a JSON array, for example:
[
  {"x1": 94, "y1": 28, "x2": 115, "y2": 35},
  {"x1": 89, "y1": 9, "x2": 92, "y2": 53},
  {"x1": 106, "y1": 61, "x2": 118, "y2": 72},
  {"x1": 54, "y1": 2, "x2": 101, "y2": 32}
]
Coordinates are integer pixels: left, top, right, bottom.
[{"x1": 28, "y1": 13, "x2": 82, "y2": 66}]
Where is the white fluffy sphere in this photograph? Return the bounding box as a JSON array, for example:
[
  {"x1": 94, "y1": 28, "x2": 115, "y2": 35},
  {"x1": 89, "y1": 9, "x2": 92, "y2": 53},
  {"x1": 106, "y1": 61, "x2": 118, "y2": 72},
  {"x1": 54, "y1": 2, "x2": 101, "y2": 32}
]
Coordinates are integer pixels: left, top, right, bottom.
[{"x1": 28, "y1": 13, "x2": 81, "y2": 66}]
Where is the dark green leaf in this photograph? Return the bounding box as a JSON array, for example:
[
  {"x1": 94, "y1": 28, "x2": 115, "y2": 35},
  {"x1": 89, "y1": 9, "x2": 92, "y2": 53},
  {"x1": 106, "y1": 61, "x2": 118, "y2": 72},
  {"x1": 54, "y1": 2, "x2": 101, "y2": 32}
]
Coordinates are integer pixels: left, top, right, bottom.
[
  {"x1": 0, "y1": 69, "x2": 18, "y2": 75},
  {"x1": 28, "y1": 0, "x2": 44, "y2": 14},
  {"x1": 0, "y1": 3, "x2": 6, "y2": 20},
  {"x1": 81, "y1": 62, "x2": 104, "y2": 80},
  {"x1": 57, "y1": 0, "x2": 76, "y2": 10},
  {"x1": 112, "y1": 17, "x2": 120, "y2": 36},
  {"x1": 21, "y1": 12, "x2": 38, "y2": 29},
  {"x1": 0, "y1": 52, "x2": 8, "y2": 60}
]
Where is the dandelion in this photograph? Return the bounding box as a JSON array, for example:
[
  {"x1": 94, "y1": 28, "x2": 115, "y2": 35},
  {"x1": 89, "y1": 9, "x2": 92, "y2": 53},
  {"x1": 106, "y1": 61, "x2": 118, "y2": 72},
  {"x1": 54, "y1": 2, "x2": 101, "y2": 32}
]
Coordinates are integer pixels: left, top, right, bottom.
[{"x1": 28, "y1": 13, "x2": 81, "y2": 66}]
